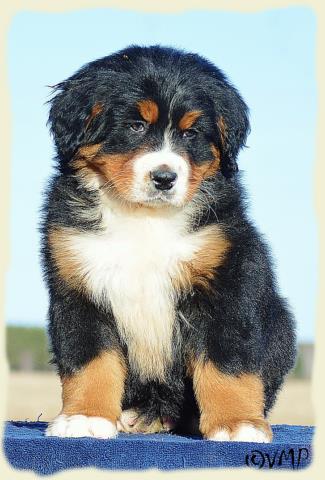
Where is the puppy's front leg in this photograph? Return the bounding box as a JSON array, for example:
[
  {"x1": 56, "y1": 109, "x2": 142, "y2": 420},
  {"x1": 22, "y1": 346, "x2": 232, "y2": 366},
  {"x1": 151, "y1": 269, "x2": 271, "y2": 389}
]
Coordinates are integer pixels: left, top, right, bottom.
[
  {"x1": 46, "y1": 350, "x2": 126, "y2": 439},
  {"x1": 190, "y1": 357, "x2": 272, "y2": 442}
]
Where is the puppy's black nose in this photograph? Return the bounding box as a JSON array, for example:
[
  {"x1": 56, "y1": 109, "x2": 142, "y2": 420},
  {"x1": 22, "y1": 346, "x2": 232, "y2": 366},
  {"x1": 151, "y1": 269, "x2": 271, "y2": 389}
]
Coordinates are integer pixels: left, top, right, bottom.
[{"x1": 150, "y1": 169, "x2": 177, "y2": 191}]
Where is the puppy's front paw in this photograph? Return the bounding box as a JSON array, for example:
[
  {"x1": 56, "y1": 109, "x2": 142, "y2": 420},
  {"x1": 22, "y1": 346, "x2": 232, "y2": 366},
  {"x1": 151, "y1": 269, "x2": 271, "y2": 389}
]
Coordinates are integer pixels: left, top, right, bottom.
[
  {"x1": 45, "y1": 414, "x2": 117, "y2": 439},
  {"x1": 208, "y1": 421, "x2": 272, "y2": 443}
]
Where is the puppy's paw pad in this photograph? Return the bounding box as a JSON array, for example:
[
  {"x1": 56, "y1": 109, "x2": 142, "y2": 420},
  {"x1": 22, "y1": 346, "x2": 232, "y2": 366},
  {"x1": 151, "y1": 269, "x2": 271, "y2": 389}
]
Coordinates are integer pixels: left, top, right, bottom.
[
  {"x1": 118, "y1": 409, "x2": 139, "y2": 431},
  {"x1": 232, "y1": 423, "x2": 271, "y2": 443},
  {"x1": 208, "y1": 428, "x2": 231, "y2": 441},
  {"x1": 161, "y1": 416, "x2": 176, "y2": 432},
  {"x1": 45, "y1": 414, "x2": 117, "y2": 439},
  {"x1": 118, "y1": 409, "x2": 174, "y2": 433}
]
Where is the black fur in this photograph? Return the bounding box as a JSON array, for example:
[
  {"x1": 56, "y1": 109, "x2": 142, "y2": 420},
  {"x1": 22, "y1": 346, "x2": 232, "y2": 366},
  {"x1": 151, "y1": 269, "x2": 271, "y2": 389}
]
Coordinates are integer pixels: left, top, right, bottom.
[{"x1": 41, "y1": 45, "x2": 296, "y2": 431}]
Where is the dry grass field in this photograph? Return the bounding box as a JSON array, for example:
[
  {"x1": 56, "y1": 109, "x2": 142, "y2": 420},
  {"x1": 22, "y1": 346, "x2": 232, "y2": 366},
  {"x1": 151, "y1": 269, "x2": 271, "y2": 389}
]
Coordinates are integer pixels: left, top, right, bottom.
[{"x1": 6, "y1": 372, "x2": 315, "y2": 426}]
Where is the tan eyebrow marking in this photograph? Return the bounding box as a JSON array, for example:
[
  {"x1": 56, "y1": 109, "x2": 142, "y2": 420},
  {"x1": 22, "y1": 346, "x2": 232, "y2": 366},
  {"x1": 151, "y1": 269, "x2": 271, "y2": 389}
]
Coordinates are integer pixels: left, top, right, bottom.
[
  {"x1": 137, "y1": 99, "x2": 159, "y2": 124},
  {"x1": 179, "y1": 110, "x2": 202, "y2": 130}
]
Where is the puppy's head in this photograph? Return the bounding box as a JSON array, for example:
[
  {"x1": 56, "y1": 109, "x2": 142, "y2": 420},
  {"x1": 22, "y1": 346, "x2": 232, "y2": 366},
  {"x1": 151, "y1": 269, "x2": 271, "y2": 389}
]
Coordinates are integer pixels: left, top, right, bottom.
[{"x1": 48, "y1": 46, "x2": 250, "y2": 207}]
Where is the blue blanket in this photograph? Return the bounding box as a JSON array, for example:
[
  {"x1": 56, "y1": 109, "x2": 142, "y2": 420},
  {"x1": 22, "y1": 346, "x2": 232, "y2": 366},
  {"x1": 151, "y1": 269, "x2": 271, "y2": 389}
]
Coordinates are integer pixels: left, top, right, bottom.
[{"x1": 4, "y1": 421, "x2": 313, "y2": 474}]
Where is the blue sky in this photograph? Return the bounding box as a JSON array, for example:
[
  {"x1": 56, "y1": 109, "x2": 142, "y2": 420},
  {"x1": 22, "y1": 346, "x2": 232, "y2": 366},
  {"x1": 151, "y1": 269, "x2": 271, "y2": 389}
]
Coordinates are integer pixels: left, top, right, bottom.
[{"x1": 5, "y1": 7, "x2": 317, "y2": 342}]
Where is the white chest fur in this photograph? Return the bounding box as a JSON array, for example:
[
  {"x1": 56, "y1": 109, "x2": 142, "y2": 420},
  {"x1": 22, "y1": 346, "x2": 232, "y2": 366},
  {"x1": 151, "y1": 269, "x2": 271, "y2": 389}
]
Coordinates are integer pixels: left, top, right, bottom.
[{"x1": 65, "y1": 199, "x2": 202, "y2": 381}]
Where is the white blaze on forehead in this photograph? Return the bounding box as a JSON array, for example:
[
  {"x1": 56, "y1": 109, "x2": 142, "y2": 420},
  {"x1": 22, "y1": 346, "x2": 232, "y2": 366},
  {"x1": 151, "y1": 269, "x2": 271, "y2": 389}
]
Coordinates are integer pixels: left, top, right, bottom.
[{"x1": 132, "y1": 134, "x2": 189, "y2": 205}]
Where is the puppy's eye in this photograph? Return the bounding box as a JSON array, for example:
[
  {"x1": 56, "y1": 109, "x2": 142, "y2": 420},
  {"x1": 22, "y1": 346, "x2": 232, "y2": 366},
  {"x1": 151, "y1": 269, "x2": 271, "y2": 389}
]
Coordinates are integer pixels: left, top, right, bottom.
[
  {"x1": 182, "y1": 129, "x2": 197, "y2": 140},
  {"x1": 129, "y1": 121, "x2": 147, "y2": 133}
]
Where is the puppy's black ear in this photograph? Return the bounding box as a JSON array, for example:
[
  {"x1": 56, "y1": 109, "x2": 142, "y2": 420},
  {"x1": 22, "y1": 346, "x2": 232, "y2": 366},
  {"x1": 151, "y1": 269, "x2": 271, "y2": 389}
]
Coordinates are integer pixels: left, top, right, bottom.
[
  {"x1": 214, "y1": 85, "x2": 250, "y2": 178},
  {"x1": 48, "y1": 80, "x2": 105, "y2": 164}
]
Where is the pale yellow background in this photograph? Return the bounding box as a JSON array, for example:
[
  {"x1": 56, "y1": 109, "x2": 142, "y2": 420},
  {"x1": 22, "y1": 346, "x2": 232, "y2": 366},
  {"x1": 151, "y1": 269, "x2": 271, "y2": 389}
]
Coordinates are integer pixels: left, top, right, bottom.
[{"x1": 1, "y1": 1, "x2": 323, "y2": 479}]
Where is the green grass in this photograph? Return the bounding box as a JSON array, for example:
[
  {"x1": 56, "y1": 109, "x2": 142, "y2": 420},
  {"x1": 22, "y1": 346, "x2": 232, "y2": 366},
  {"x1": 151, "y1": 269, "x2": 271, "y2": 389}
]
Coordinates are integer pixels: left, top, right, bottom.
[
  {"x1": 6, "y1": 326, "x2": 312, "y2": 378},
  {"x1": 6, "y1": 326, "x2": 53, "y2": 371}
]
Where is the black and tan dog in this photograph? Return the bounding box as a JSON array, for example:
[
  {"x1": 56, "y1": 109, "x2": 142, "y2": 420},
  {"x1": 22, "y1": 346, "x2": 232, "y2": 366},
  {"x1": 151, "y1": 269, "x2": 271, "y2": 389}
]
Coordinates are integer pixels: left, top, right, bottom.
[{"x1": 42, "y1": 45, "x2": 296, "y2": 442}]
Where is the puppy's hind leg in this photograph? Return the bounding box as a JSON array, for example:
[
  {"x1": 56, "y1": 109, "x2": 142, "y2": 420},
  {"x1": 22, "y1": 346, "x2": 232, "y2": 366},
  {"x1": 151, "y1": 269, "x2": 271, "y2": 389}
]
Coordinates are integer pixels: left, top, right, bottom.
[{"x1": 117, "y1": 408, "x2": 176, "y2": 434}]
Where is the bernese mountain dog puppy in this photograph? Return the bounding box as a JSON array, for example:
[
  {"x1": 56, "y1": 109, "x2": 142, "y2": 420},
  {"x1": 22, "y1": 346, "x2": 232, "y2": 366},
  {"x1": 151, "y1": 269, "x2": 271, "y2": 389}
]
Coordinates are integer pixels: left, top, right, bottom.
[{"x1": 42, "y1": 45, "x2": 296, "y2": 442}]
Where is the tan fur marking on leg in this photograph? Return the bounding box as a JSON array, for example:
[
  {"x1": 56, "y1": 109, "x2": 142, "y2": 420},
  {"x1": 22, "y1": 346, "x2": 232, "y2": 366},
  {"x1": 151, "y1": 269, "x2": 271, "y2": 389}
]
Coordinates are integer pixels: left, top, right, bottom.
[
  {"x1": 61, "y1": 350, "x2": 127, "y2": 421},
  {"x1": 173, "y1": 225, "x2": 230, "y2": 292},
  {"x1": 191, "y1": 356, "x2": 272, "y2": 440}
]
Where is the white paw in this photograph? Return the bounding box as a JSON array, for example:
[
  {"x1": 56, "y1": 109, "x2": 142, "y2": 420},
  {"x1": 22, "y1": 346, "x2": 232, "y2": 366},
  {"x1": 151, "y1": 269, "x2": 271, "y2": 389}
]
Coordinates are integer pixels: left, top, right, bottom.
[
  {"x1": 232, "y1": 424, "x2": 271, "y2": 443},
  {"x1": 208, "y1": 423, "x2": 271, "y2": 443},
  {"x1": 209, "y1": 428, "x2": 231, "y2": 441},
  {"x1": 45, "y1": 414, "x2": 117, "y2": 439}
]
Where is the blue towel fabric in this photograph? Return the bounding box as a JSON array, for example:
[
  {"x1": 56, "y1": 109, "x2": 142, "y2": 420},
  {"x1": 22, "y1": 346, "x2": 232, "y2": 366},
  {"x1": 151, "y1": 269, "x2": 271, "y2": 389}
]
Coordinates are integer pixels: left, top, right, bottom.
[{"x1": 3, "y1": 421, "x2": 313, "y2": 475}]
